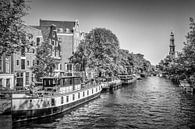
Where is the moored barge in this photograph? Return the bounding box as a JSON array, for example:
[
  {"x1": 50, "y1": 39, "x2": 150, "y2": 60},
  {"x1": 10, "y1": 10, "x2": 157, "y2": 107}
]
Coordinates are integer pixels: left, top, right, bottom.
[
  {"x1": 11, "y1": 76, "x2": 102, "y2": 122},
  {"x1": 118, "y1": 74, "x2": 137, "y2": 85}
]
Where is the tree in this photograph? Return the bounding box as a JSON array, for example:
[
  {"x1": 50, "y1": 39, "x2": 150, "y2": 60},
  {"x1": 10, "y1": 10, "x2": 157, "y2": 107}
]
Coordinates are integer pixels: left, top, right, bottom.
[
  {"x1": 30, "y1": 41, "x2": 57, "y2": 82},
  {"x1": 178, "y1": 17, "x2": 195, "y2": 83},
  {"x1": 72, "y1": 28, "x2": 120, "y2": 77},
  {"x1": 158, "y1": 17, "x2": 195, "y2": 84},
  {"x1": 0, "y1": 0, "x2": 29, "y2": 56}
]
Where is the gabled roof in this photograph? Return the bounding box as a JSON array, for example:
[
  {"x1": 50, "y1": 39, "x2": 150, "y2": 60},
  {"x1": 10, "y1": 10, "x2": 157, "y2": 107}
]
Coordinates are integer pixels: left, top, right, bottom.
[
  {"x1": 39, "y1": 19, "x2": 76, "y2": 33},
  {"x1": 31, "y1": 26, "x2": 50, "y2": 41}
]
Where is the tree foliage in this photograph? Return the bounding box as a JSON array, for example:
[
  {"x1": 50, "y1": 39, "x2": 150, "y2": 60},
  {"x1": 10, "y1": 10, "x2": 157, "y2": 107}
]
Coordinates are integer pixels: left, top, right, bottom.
[
  {"x1": 30, "y1": 41, "x2": 57, "y2": 82},
  {"x1": 0, "y1": 0, "x2": 29, "y2": 56},
  {"x1": 71, "y1": 28, "x2": 121, "y2": 77},
  {"x1": 158, "y1": 17, "x2": 195, "y2": 84},
  {"x1": 71, "y1": 28, "x2": 153, "y2": 78}
]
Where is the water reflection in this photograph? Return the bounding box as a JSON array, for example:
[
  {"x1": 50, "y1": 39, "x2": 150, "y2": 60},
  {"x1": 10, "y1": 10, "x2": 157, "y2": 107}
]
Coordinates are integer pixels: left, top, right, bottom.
[{"x1": 4, "y1": 77, "x2": 195, "y2": 128}]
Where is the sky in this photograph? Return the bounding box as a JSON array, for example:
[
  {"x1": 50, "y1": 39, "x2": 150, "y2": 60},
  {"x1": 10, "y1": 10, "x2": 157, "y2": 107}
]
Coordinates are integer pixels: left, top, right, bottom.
[{"x1": 23, "y1": 0, "x2": 195, "y2": 65}]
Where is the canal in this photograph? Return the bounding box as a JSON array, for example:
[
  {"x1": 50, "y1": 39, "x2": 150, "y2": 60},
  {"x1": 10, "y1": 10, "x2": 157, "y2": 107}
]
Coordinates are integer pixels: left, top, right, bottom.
[{"x1": 2, "y1": 76, "x2": 195, "y2": 129}]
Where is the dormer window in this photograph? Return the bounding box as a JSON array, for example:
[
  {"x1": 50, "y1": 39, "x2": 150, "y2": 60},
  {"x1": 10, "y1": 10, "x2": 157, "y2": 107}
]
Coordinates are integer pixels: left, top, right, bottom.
[
  {"x1": 65, "y1": 28, "x2": 70, "y2": 33},
  {"x1": 58, "y1": 28, "x2": 63, "y2": 33}
]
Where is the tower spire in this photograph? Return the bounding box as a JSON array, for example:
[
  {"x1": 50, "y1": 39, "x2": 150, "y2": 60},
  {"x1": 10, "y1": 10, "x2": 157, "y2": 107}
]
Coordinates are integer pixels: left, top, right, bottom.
[{"x1": 169, "y1": 31, "x2": 175, "y2": 58}]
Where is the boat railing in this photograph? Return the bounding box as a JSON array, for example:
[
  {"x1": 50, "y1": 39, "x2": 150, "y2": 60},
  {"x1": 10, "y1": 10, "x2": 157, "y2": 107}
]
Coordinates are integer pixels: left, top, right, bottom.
[{"x1": 30, "y1": 81, "x2": 101, "y2": 97}]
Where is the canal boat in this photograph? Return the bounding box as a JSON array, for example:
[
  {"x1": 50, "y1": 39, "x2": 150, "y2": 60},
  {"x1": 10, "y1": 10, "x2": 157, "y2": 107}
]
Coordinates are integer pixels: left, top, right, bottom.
[
  {"x1": 118, "y1": 74, "x2": 137, "y2": 85},
  {"x1": 101, "y1": 77, "x2": 122, "y2": 92},
  {"x1": 11, "y1": 76, "x2": 102, "y2": 122},
  {"x1": 179, "y1": 80, "x2": 194, "y2": 93}
]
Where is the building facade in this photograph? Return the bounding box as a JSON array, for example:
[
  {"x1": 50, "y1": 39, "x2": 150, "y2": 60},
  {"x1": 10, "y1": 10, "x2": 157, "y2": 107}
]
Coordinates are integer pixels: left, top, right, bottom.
[
  {"x1": 0, "y1": 54, "x2": 14, "y2": 90},
  {"x1": 38, "y1": 19, "x2": 81, "y2": 76},
  {"x1": 13, "y1": 25, "x2": 43, "y2": 90},
  {"x1": 0, "y1": 19, "x2": 82, "y2": 90}
]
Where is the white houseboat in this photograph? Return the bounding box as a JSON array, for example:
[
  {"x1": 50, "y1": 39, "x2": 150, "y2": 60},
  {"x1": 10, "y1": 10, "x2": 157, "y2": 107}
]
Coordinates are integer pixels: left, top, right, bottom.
[
  {"x1": 118, "y1": 74, "x2": 137, "y2": 85},
  {"x1": 11, "y1": 76, "x2": 102, "y2": 122}
]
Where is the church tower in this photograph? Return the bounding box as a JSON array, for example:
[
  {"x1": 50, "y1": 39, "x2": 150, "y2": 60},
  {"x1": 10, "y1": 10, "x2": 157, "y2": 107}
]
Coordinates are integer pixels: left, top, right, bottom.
[{"x1": 169, "y1": 32, "x2": 175, "y2": 58}]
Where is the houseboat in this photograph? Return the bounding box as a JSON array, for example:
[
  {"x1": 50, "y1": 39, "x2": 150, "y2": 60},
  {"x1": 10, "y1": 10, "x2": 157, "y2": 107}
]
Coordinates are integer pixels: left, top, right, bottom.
[
  {"x1": 11, "y1": 76, "x2": 102, "y2": 122},
  {"x1": 179, "y1": 80, "x2": 194, "y2": 93},
  {"x1": 101, "y1": 77, "x2": 122, "y2": 92},
  {"x1": 118, "y1": 74, "x2": 137, "y2": 85}
]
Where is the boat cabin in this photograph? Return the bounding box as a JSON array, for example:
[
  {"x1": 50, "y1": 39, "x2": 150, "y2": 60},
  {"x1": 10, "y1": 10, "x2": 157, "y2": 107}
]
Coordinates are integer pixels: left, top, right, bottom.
[
  {"x1": 118, "y1": 74, "x2": 133, "y2": 80},
  {"x1": 42, "y1": 76, "x2": 82, "y2": 93}
]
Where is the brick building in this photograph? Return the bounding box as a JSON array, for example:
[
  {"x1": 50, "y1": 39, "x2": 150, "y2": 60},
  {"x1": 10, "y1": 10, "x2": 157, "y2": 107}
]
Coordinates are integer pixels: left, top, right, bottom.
[
  {"x1": 0, "y1": 19, "x2": 82, "y2": 90},
  {"x1": 36, "y1": 19, "x2": 81, "y2": 76},
  {"x1": 13, "y1": 25, "x2": 43, "y2": 90},
  {"x1": 0, "y1": 54, "x2": 14, "y2": 90}
]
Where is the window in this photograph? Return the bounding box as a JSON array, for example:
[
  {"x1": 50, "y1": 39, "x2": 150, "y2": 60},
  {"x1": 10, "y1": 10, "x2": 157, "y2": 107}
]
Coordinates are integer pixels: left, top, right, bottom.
[
  {"x1": 0, "y1": 79, "x2": 2, "y2": 88},
  {"x1": 33, "y1": 60, "x2": 35, "y2": 66},
  {"x1": 83, "y1": 91, "x2": 85, "y2": 97},
  {"x1": 61, "y1": 96, "x2": 64, "y2": 104},
  {"x1": 36, "y1": 37, "x2": 40, "y2": 46},
  {"x1": 64, "y1": 63, "x2": 67, "y2": 71},
  {"x1": 78, "y1": 93, "x2": 80, "y2": 99},
  {"x1": 67, "y1": 64, "x2": 72, "y2": 71},
  {"x1": 21, "y1": 59, "x2": 25, "y2": 69},
  {"x1": 6, "y1": 79, "x2": 10, "y2": 89},
  {"x1": 73, "y1": 94, "x2": 75, "y2": 101},
  {"x1": 87, "y1": 90, "x2": 89, "y2": 96},
  {"x1": 26, "y1": 72, "x2": 29, "y2": 85},
  {"x1": 31, "y1": 73, "x2": 34, "y2": 82},
  {"x1": 66, "y1": 96, "x2": 69, "y2": 102},
  {"x1": 27, "y1": 61, "x2": 30, "y2": 66},
  {"x1": 51, "y1": 98, "x2": 55, "y2": 106},
  {"x1": 60, "y1": 64, "x2": 62, "y2": 70},
  {"x1": 16, "y1": 60, "x2": 19, "y2": 66},
  {"x1": 92, "y1": 89, "x2": 93, "y2": 94}
]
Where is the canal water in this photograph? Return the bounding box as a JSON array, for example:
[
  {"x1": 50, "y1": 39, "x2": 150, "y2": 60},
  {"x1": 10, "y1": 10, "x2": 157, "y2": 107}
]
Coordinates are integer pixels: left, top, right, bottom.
[{"x1": 2, "y1": 76, "x2": 195, "y2": 129}]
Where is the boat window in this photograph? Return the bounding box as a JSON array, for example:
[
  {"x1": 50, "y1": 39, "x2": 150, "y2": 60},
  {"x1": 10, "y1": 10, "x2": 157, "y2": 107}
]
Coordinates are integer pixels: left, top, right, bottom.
[
  {"x1": 48, "y1": 80, "x2": 50, "y2": 85},
  {"x1": 74, "y1": 78, "x2": 81, "y2": 85},
  {"x1": 96, "y1": 88, "x2": 98, "y2": 92},
  {"x1": 66, "y1": 96, "x2": 69, "y2": 102},
  {"x1": 78, "y1": 92, "x2": 80, "y2": 99},
  {"x1": 69, "y1": 78, "x2": 72, "y2": 85},
  {"x1": 51, "y1": 98, "x2": 55, "y2": 106},
  {"x1": 92, "y1": 89, "x2": 93, "y2": 94},
  {"x1": 62, "y1": 78, "x2": 73, "y2": 86},
  {"x1": 87, "y1": 90, "x2": 89, "y2": 95},
  {"x1": 61, "y1": 96, "x2": 64, "y2": 104},
  {"x1": 83, "y1": 91, "x2": 85, "y2": 97},
  {"x1": 44, "y1": 80, "x2": 47, "y2": 86},
  {"x1": 63, "y1": 78, "x2": 65, "y2": 85},
  {"x1": 73, "y1": 94, "x2": 75, "y2": 101}
]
